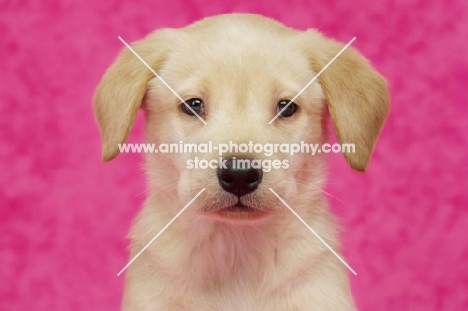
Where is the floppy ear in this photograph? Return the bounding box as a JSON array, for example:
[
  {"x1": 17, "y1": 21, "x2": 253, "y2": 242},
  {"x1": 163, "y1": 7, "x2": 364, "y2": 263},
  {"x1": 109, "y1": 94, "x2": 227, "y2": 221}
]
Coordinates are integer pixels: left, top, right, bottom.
[
  {"x1": 304, "y1": 31, "x2": 390, "y2": 172},
  {"x1": 93, "y1": 31, "x2": 172, "y2": 162}
]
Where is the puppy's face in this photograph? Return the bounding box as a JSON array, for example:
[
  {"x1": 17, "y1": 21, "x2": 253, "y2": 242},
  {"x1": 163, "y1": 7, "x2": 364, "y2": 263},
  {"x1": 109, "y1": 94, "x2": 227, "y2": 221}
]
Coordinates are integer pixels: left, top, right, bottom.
[{"x1": 94, "y1": 14, "x2": 389, "y2": 223}]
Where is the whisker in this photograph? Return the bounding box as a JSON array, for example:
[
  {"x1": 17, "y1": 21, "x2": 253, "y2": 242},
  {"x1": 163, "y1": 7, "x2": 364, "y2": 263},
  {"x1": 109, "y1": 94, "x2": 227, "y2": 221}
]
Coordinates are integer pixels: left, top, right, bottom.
[
  {"x1": 295, "y1": 180, "x2": 346, "y2": 206},
  {"x1": 132, "y1": 178, "x2": 180, "y2": 200}
]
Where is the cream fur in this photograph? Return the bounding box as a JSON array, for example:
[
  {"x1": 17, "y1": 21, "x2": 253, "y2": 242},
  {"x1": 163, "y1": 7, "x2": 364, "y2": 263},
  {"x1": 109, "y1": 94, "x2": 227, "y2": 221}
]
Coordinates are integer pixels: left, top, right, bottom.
[{"x1": 93, "y1": 14, "x2": 389, "y2": 311}]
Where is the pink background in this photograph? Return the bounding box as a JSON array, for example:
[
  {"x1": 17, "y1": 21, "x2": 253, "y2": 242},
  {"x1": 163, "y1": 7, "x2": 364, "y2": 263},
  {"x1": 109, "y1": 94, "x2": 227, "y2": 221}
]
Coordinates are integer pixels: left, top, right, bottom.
[{"x1": 1, "y1": 0, "x2": 468, "y2": 310}]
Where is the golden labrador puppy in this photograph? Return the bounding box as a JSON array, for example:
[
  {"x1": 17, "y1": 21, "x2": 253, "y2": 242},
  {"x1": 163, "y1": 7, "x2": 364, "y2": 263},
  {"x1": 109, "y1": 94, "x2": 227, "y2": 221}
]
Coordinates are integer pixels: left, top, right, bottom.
[{"x1": 94, "y1": 14, "x2": 389, "y2": 311}]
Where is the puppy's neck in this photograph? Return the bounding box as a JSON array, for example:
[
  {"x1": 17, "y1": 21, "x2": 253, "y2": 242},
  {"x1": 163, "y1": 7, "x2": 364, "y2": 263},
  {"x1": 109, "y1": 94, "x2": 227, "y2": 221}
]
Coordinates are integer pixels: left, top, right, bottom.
[
  {"x1": 175, "y1": 212, "x2": 280, "y2": 279},
  {"x1": 138, "y1": 192, "x2": 332, "y2": 292}
]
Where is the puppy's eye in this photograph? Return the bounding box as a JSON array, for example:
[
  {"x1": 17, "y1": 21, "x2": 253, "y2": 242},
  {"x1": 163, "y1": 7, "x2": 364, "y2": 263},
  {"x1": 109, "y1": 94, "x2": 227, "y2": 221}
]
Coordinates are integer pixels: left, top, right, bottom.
[
  {"x1": 181, "y1": 98, "x2": 204, "y2": 116},
  {"x1": 277, "y1": 100, "x2": 298, "y2": 117}
]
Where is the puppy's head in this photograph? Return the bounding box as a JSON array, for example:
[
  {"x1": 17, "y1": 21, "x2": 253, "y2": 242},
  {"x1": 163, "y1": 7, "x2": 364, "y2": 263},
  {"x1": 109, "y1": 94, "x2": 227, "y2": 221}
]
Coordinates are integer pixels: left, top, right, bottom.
[{"x1": 94, "y1": 14, "x2": 389, "y2": 223}]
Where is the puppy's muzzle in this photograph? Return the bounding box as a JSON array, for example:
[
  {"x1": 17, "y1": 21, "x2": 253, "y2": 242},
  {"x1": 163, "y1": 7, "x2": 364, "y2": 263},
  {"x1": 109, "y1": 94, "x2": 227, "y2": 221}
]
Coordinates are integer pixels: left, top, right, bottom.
[{"x1": 217, "y1": 157, "x2": 263, "y2": 197}]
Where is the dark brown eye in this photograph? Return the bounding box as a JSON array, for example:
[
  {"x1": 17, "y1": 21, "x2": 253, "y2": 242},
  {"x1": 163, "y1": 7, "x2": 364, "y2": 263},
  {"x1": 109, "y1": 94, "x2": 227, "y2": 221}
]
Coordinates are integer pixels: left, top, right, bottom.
[
  {"x1": 277, "y1": 100, "x2": 297, "y2": 117},
  {"x1": 181, "y1": 98, "x2": 204, "y2": 116}
]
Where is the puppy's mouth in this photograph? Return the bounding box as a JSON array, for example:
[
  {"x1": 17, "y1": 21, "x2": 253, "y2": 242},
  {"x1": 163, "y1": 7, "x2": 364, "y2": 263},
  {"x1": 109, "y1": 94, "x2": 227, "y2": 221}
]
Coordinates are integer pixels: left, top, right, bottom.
[{"x1": 201, "y1": 199, "x2": 274, "y2": 222}]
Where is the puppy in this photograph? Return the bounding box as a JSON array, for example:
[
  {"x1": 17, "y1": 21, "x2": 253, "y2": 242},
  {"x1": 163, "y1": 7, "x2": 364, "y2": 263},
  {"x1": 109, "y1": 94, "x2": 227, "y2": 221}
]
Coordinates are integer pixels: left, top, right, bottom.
[{"x1": 94, "y1": 14, "x2": 389, "y2": 311}]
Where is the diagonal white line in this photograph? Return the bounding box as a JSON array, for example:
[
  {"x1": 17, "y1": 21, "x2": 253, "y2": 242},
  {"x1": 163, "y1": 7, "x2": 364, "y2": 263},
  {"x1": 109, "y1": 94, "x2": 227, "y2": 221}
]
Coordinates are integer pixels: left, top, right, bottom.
[
  {"x1": 268, "y1": 37, "x2": 356, "y2": 124},
  {"x1": 118, "y1": 36, "x2": 207, "y2": 125},
  {"x1": 268, "y1": 188, "x2": 357, "y2": 275},
  {"x1": 117, "y1": 188, "x2": 206, "y2": 276}
]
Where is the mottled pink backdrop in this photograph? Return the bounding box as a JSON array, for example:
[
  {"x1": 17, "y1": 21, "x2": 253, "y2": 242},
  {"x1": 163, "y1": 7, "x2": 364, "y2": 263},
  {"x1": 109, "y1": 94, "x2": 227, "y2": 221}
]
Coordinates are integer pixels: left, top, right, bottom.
[{"x1": 1, "y1": 0, "x2": 467, "y2": 310}]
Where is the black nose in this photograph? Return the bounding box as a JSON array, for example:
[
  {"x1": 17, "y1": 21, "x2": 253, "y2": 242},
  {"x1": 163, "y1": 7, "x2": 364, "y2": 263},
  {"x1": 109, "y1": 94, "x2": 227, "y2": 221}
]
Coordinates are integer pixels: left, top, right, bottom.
[{"x1": 217, "y1": 157, "x2": 263, "y2": 197}]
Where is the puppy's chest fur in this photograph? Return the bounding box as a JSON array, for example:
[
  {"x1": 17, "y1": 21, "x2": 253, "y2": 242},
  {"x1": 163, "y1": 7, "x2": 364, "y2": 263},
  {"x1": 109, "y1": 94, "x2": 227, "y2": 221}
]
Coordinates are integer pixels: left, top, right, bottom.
[
  {"x1": 124, "y1": 203, "x2": 354, "y2": 311},
  {"x1": 172, "y1": 228, "x2": 279, "y2": 309}
]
